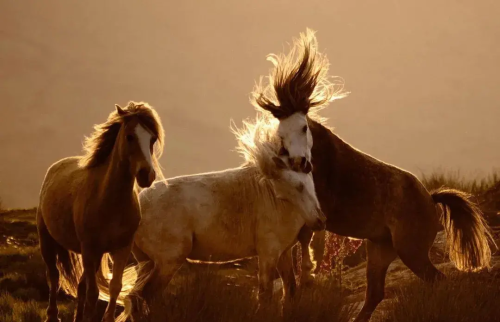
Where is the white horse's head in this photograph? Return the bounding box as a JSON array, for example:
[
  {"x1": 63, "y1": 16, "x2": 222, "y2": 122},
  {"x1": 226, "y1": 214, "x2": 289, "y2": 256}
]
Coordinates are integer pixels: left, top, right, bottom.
[
  {"x1": 271, "y1": 156, "x2": 325, "y2": 230},
  {"x1": 251, "y1": 29, "x2": 347, "y2": 173}
]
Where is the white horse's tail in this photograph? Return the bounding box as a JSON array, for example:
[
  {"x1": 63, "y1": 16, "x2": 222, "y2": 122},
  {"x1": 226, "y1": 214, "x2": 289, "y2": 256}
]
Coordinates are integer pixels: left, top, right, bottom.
[{"x1": 97, "y1": 254, "x2": 157, "y2": 322}]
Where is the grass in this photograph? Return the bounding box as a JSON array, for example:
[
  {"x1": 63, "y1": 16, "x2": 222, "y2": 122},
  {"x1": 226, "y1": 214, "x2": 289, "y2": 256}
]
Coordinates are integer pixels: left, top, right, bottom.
[
  {"x1": 420, "y1": 169, "x2": 500, "y2": 195},
  {"x1": 132, "y1": 267, "x2": 355, "y2": 322},
  {"x1": 0, "y1": 170, "x2": 499, "y2": 321},
  {"x1": 382, "y1": 271, "x2": 500, "y2": 322}
]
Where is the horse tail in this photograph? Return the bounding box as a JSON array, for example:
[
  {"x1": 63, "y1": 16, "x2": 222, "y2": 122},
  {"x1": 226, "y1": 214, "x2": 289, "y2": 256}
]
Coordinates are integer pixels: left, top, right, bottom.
[
  {"x1": 96, "y1": 248, "x2": 158, "y2": 322},
  {"x1": 431, "y1": 187, "x2": 496, "y2": 271}
]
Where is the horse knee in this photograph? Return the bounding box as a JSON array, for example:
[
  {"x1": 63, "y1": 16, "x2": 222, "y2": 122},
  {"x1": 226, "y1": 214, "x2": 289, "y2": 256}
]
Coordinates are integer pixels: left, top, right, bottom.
[{"x1": 110, "y1": 281, "x2": 123, "y2": 297}]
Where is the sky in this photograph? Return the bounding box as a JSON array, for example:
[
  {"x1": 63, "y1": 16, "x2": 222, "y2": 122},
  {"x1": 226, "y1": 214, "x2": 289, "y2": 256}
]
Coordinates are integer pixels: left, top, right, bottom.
[{"x1": 1, "y1": 0, "x2": 499, "y2": 208}]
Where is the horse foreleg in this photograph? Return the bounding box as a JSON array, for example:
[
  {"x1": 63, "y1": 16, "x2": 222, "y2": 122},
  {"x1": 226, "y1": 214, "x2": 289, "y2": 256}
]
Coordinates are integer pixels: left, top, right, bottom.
[
  {"x1": 257, "y1": 255, "x2": 280, "y2": 315},
  {"x1": 277, "y1": 249, "x2": 296, "y2": 311},
  {"x1": 102, "y1": 243, "x2": 133, "y2": 322},
  {"x1": 74, "y1": 274, "x2": 86, "y2": 322},
  {"x1": 353, "y1": 240, "x2": 396, "y2": 322},
  {"x1": 297, "y1": 227, "x2": 316, "y2": 285},
  {"x1": 79, "y1": 246, "x2": 103, "y2": 322}
]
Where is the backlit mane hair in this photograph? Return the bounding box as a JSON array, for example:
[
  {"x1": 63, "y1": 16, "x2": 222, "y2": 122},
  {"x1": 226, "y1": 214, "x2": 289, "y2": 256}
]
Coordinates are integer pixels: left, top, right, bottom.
[
  {"x1": 78, "y1": 102, "x2": 165, "y2": 180},
  {"x1": 251, "y1": 28, "x2": 348, "y2": 122},
  {"x1": 231, "y1": 112, "x2": 283, "y2": 179}
]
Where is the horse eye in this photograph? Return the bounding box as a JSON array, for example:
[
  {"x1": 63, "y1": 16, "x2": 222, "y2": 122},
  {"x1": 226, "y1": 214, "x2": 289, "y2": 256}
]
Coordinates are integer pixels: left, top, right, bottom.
[
  {"x1": 126, "y1": 134, "x2": 134, "y2": 142},
  {"x1": 302, "y1": 125, "x2": 307, "y2": 133},
  {"x1": 279, "y1": 146, "x2": 289, "y2": 156}
]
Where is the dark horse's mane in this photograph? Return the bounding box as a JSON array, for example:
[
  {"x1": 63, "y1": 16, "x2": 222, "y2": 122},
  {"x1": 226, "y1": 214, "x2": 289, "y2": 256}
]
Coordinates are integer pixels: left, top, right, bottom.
[
  {"x1": 251, "y1": 28, "x2": 347, "y2": 120},
  {"x1": 78, "y1": 101, "x2": 164, "y2": 169}
]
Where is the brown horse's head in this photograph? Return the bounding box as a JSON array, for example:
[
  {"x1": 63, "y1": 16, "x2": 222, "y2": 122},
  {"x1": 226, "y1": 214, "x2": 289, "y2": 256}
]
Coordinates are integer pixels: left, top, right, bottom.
[
  {"x1": 250, "y1": 29, "x2": 347, "y2": 173},
  {"x1": 79, "y1": 101, "x2": 165, "y2": 188},
  {"x1": 116, "y1": 104, "x2": 163, "y2": 187}
]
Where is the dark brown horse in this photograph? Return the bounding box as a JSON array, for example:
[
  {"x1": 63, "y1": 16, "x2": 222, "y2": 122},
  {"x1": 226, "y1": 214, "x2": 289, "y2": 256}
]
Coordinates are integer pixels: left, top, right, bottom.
[
  {"x1": 36, "y1": 102, "x2": 164, "y2": 322},
  {"x1": 255, "y1": 29, "x2": 495, "y2": 322}
]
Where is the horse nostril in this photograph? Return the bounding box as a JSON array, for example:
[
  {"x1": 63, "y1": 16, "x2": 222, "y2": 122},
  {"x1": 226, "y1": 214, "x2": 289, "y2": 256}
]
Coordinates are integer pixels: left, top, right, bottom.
[
  {"x1": 300, "y1": 157, "x2": 307, "y2": 168},
  {"x1": 138, "y1": 168, "x2": 149, "y2": 179}
]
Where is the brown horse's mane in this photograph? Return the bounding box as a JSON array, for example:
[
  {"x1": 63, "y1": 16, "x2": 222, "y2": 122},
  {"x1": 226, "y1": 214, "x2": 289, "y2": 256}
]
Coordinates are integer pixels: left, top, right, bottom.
[
  {"x1": 251, "y1": 28, "x2": 348, "y2": 121},
  {"x1": 78, "y1": 101, "x2": 164, "y2": 169}
]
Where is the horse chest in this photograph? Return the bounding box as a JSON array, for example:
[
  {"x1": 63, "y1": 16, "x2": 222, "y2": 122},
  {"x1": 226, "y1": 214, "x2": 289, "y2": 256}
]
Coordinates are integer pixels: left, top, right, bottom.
[{"x1": 76, "y1": 207, "x2": 140, "y2": 250}]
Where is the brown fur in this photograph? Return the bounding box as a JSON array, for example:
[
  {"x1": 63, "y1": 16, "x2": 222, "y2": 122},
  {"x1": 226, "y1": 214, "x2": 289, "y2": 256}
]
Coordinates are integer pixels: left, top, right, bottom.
[
  {"x1": 36, "y1": 102, "x2": 164, "y2": 322},
  {"x1": 297, "y1": 117, "x2": 495, "y2": 322}
]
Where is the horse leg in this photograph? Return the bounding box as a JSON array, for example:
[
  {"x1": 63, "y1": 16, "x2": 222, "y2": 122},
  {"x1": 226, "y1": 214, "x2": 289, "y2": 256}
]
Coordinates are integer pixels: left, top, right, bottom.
[
  {"x1": 102, "y1": 243, "x2": 133, "y2": 322},
  {"x1": 353, "y1": 240, "x2": 397, "y2": 322},
  {"x1": 392, "y1": 219, "x2": 445, "y2": 282},
  {"x1": 38, "y1": 220, "x2": 61, "y2": 322},
  {"x1": 79, "y1": 246, "x2": 103, "y2": 322},
  {"x1": 74, "y1": 275, "x2": 86, "y2": 322},
  {"x1": 257, "y1": 254, "x2": 280, "y2": 315},
  {"x1": 297, "y1": 227, "x2": 315, "y2": 285},
  {"x1": 277, "y1": 249, "x2": 296, "y2": 312}
]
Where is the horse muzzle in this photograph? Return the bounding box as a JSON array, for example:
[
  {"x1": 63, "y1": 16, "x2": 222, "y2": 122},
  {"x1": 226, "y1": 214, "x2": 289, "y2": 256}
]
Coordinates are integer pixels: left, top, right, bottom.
[
  {"x1": 289, "y1": 157, "x2": 312, "y2": 174},
  {"x1": 309, "y1": 208, "x2": 326, "y2": 231},
  {"x1": 137, "y1": 168, "x2": 156, "y2": 188}
]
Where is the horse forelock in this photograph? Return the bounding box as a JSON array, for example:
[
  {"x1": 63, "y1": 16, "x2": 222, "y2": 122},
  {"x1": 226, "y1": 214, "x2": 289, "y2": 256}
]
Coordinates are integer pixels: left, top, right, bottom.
[
  {"x1": 231, "y1": 112, "x2": 282, "y2": 179},
  {"x1": 250, "y1": 28, "x2": 348, "y2": 121},
  {"x1": 78, "y1": 102, "x2": 165, "y2": 180}
]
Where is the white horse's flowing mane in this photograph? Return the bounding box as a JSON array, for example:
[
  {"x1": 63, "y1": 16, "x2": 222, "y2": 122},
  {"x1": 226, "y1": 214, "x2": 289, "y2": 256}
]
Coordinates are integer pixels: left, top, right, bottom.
[{"x1": 231, "y1": 112, "x2": 283, "y2": 179}]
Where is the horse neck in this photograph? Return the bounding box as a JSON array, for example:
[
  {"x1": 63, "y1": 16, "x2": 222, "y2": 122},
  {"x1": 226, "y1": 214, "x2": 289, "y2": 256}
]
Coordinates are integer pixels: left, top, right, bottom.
[{"x1": 96, "y1": 141, "x2": 136, "y2": 201}]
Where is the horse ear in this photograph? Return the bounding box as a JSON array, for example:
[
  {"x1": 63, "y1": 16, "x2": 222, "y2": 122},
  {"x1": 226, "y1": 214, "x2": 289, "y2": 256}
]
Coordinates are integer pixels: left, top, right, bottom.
[
  {"x1": 115, "y1": 104, "x2": 126, "y2": 116},
  {"x1": 272, "y1": 156, "x2": 288, "y2": 170}
]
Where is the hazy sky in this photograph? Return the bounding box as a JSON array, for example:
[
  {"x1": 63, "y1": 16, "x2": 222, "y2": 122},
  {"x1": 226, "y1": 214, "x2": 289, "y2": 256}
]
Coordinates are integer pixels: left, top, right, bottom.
[{"x1": 1, "y1": 1, "x2": 499, "y2": 208}]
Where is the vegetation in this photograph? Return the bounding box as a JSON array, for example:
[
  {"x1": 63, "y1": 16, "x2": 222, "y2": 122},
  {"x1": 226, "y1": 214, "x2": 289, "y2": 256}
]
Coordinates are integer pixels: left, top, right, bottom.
[
  {"x1": 0, "y1": 170, "x2": 498, "y2": 321},
  {"x1": 383, "y1": 270, "x2": 500, "y2": 322}
]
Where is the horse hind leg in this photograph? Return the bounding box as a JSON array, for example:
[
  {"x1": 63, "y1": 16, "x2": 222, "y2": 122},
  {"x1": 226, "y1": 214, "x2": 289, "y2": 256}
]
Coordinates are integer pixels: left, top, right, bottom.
[
  {"x1": 392, "y1": 217, "x2": 445, "y2": 282},
  {"x1": 37, "y1": 216, "x2": 62, "y2": 322},
  {"x1": 353, "y1": 240, "x2": 397, "y2": 322}
]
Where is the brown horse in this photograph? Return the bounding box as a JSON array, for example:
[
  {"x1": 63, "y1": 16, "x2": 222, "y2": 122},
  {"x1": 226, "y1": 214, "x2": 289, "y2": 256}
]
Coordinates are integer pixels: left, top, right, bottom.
[
  {"x1": 36, "y1": 102, "x2": 165, "y2": 322},
  {"x1": 255, "y1": 29, "x2": 495, "y2": 322}
]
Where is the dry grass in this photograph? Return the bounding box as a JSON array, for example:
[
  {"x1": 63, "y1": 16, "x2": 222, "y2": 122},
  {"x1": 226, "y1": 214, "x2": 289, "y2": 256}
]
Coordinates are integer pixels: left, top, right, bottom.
[
  {"x1": 132, "y1": 267, "x2": 355, "y2": 322},
  {"x1": 421, "y1": 170, "x2": 500, "y2": 195},
  {"x1": 382, "y1": 271, "x2": 500, "y2": 322}
]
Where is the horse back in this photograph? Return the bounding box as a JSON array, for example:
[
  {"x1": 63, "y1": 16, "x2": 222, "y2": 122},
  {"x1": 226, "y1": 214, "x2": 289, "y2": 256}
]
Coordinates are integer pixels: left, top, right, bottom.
[{"x1": 310, "y1": 122, "x2": 435, "y2": 240}]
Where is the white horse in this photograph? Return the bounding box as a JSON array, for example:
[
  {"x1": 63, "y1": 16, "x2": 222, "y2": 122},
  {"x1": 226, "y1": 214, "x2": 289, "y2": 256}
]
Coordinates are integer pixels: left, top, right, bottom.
[{"x1": 97, "y1": 112, "x2": 326, "y2": 321}]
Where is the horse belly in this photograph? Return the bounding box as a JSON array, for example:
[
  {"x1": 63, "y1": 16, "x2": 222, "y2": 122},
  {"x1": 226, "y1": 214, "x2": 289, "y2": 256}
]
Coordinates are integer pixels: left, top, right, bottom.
[{"x1": 188, "y1": 229, "x2": 256, "y2": 262}]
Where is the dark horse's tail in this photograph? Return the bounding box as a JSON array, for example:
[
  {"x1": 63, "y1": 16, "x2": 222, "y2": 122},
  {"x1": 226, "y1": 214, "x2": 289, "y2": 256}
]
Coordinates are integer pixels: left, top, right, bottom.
[{"x1": 431, "y1": 187, "x2": 496, "y2": 271}]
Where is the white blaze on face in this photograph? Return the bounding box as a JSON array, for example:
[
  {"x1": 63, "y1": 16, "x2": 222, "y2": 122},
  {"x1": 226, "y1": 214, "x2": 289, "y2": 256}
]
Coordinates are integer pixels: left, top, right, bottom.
[
  {"x1": 277, "y1": 112, "x2": 312, "y2": 160},
  {"x1": 135, "y1": 124, "x2": 154, "y2": 171}
]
